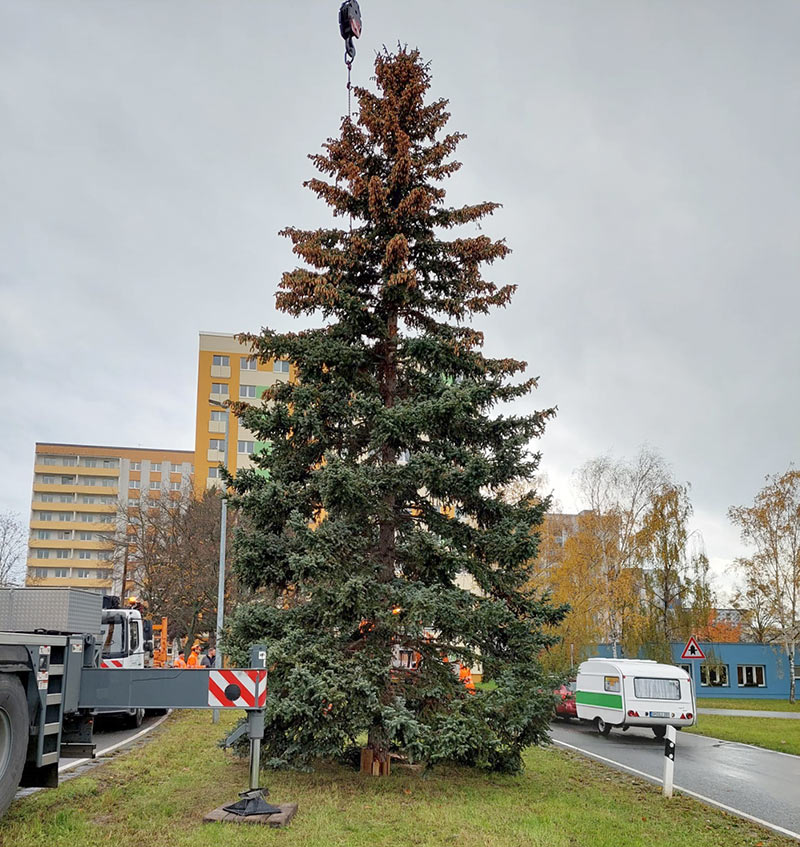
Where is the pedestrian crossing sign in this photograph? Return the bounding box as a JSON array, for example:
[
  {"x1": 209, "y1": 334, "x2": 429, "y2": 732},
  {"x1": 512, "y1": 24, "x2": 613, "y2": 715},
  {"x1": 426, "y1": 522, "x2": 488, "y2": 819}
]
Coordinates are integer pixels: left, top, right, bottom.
[{"x1": 680, "y1": 636, "x2": 705, "y2": 660}]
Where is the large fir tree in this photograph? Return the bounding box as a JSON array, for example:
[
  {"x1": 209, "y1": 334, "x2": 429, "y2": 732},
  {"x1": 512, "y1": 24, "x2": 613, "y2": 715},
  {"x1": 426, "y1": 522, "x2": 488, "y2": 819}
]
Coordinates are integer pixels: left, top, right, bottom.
[{"x1": 227, "y1": 48, "x2": 566, "y2": 773}]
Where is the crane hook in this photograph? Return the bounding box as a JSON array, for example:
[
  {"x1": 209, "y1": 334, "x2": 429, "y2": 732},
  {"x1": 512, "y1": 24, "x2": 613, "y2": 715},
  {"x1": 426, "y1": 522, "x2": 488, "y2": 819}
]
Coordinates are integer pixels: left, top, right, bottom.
[{"x1": 339, "y1": 0, "x2": 362, "y2": 66}]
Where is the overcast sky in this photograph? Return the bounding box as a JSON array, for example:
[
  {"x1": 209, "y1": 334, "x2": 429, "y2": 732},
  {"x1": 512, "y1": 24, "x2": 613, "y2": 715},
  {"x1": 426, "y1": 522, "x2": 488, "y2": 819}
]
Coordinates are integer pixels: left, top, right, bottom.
[{"x1": 2, "y1": 1, "x2": 798, "y2": 598}]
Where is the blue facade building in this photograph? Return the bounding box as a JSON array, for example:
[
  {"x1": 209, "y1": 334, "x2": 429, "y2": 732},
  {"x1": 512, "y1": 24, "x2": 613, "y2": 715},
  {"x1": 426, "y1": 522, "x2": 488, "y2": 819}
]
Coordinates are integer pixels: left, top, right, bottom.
[{"x1": 595, "y1": 642, "x2": 799, "y2": 700}]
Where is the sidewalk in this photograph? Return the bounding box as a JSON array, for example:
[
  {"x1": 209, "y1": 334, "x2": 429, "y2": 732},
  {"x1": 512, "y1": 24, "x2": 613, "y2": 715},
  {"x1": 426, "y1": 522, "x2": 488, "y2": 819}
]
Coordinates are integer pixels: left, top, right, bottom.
[{"x1": 698, "y1": 708, "x2": 800, "y2": 719}]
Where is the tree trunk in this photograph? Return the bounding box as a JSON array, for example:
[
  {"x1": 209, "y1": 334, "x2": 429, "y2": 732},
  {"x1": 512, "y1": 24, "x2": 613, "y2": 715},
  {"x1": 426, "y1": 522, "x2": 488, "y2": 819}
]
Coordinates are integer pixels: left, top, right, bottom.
[
  {"x1": 377, "y1": 309, "x2": 398, "y2": 584},
  {"x1": 789, "y1": 642, "x2": 797, "y2": 704}
]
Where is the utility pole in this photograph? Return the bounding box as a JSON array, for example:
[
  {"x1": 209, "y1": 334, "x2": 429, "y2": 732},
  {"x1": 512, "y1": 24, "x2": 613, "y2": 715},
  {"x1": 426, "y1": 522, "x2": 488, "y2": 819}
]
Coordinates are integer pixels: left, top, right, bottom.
[{"x1": 210, "y1": 399, "x2": 230, "y2": 724}]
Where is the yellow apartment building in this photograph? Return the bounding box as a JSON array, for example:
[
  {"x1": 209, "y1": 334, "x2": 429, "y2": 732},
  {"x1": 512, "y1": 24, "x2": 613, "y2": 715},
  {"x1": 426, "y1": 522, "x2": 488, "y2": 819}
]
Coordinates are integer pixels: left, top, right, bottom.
[
  {"x1": 26, "y1": 443, "x2": 194, "y2": 594},
  {"x1": 194, "y1": 331, "x2": 295, "y2": 490}
]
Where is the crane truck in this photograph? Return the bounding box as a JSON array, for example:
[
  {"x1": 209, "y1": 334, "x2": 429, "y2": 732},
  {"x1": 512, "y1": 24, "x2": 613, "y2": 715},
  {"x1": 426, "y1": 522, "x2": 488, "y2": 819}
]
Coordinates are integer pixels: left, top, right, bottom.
[{"x1": 0, "y1": 587, "x2": 268, "y2": 819}]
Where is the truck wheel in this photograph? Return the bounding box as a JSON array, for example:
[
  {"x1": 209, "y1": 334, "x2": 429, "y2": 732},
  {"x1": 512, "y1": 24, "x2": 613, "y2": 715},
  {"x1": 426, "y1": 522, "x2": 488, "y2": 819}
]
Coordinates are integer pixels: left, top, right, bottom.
[
  {"x1": 652, "y1": 725, "x2": 667, "y2": 739},
  {"x1": 124, "y1": 708, "x2": 144, "y2": 729},
  {"x1": 595, "y1": 717, "x2": 612, "y2": 737},
  {"x1": 0, "y1": 675, "x2": 29, "y2": 818}
]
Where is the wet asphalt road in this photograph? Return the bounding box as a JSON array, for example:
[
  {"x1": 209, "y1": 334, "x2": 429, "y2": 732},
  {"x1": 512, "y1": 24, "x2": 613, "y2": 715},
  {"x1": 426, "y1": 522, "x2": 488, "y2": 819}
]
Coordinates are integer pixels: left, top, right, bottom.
[
  {"x1": 550, "y1": 718, "x2": 800, "y2": 838},
  {"x1": 13, "y1": 713, "x2": 164, "y2": 804}
]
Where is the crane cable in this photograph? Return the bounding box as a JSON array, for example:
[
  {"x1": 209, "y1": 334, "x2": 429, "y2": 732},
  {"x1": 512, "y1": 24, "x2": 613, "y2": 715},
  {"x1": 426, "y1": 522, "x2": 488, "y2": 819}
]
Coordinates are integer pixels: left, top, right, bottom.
[
  {"x1": 339, "y1": 1, "x2": 362, "y2": 230},
  {"x1": 339, "y1": 0, "x2": 362, "y2": 121}
]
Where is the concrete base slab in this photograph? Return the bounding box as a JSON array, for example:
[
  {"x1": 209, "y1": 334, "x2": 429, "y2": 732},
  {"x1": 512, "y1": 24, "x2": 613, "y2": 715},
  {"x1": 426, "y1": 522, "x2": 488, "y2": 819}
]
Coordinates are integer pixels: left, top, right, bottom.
[{"x1": 203, "y1": 802, "x2": 298, "y2": 827}]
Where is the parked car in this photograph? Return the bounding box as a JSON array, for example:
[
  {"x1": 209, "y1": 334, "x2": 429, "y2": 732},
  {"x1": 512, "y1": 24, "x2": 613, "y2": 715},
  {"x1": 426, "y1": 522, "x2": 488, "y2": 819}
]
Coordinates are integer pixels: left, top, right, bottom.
[{"x1": 554, "y1": 680, "x2": 577, "y2": 719}]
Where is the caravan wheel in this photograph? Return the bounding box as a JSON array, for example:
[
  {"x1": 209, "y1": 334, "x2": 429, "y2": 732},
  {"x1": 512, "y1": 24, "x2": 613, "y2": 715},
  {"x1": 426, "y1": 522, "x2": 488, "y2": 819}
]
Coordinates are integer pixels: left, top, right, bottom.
[{"x1": 595, "y1": 717, "x2": 612, "y2": 737}]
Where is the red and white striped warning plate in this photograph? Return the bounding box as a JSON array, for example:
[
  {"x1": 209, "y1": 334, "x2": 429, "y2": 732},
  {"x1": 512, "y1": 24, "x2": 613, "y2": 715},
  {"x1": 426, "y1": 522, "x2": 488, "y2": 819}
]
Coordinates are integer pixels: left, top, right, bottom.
[
  {"x1": 101, "y1": 660, "x2": 124, "y2": 668},
  {"x1": 208, "y1": 669, "x2": 267, "y2": 709}
]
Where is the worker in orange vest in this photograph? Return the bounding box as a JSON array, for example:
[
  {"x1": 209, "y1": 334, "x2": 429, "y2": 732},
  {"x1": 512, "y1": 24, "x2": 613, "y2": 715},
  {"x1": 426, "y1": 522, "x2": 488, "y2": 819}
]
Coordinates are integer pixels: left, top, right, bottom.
[
  {"x1": 186, "y1": 643, "x2": 202, "y2": 668},
  {"x1": 173, "y1": 650, "x2": 187, "y2": 669},
  {"x1": 459, "y1": 662, "x2": 476, "y2": 694}
]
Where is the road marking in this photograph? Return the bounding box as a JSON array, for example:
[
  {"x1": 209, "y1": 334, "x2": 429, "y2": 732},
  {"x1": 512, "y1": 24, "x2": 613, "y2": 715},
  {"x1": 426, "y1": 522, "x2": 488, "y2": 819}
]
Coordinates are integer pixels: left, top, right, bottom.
[
  {"x1": 552, "y1": 737, "x2": 800, "y2": 843},
  {"x1": 58, "y1": 712, "x2": 170, "y2": 774}
]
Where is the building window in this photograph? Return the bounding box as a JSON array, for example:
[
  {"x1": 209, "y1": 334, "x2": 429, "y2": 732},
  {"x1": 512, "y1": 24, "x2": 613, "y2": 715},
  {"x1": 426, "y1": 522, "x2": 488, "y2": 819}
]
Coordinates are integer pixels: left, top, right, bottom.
[
  {"x1": 32, "y1": 567, "x2": 48, "y2": 578},
  {"x1": 208, "y1": 467, "x2": 219, "y2": 478},
  {"x1": 209, "y1": 439, "x2": 225, "y2": 452},
  {"x1": 57, "y1": 530, "x2": 72, "y2": 540},
  {"x1": 38, "y1": 513, "x2": 53, "y2": 522},
  {"x1": 240, "y1": 384, "x2": 257, "y2": 398},
  {"x1": 82, "y1": 495, "x2": 96, "y2": 503},
  {"x1": 36, "y1": 530, "x2": 51, "y2": 540},
  {"x1": 79, "y1": 532, "x2": 93, "y2": 541},
  {"x1": 241, "y1": 356, "x2": 257, "y2": 370},
  {"x1": 170, "y1": 481, "x2": 181, "y2": 491},
  {"x1": 101, "y1": 478, "x2": 114, "y2": 487},
  {"x1": 274, "y1": 360, "x2": 290, "y2": 374},
  {"x1": 76, "y1": 569, "x2": 91, "y2": 578},
  {"x1": 59, "y1": 494, "x2": 73, "y2": 503},
  {"x1": 42, "y1": 475, "x2": 55, "y2": 485},
  {"x1": 211, "y1": 383, "x2": 229, "y2": 395},
  {"x1": 129, "y1": 480, "x2": 140, "y2": 490},
  {"x1": 39, "y1": 456, "x2": 59, "y2": 465},
  {"x1": 83, "y1": 478, "x2": 97, "y2": 486},
  {"x1": 56, "y1": 550, "x2": 70, "y2": 559},
  {"x1": 238, "y1": 441, "x2": 255, "y2": 454},
  {"x1": 700, "y1": 663, "x2": 729, "y2": 687},
  {"x1": 36, "y1": 550, "x2": 51, "y2": 559},
  {"x1": 53, "y1": 568, "x2": 69, "y2": 578},
  {"x1": 150, "y1": 480, "x2": 160, "y2": 490},
  {"x1": 737, "y1": 665, "x2": 766, "y2": 688},
  {"x1": 96, "y1": 569, "x2": 111, "y2": 580},
  {"x1": 39, "y1": 494, "x2": 55, "y2": 503},
  {"x1": 213, "y1": 355, "x2": 230, "y2": 367},
  {"x1": 210, "y1": 410, "x2": 226, "y2": 422},
  {"x1": 61, "y1": 476, "x2": 74, "y2": 485},
  {"x1": 130, "y1": 461, "x2": 141, "y2": 471},
  {"x1": 170, "y1": 463, "x2": 181, "y2": 473},
  {"x1": 151, "y1": 463, "x2": 161, "y2": 473},
  {"x1": 83, "y1": 458, "x2": 98, "y2": 467},
  {"x1": 79, "y1": 551, "x2": 92, "y2": 559}
]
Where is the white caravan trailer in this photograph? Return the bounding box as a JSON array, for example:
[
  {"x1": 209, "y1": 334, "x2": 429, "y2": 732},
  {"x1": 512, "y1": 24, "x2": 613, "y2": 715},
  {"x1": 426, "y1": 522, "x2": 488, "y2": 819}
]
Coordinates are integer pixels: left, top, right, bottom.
[{"x1": 575, "y1": 658, "x2": 696, "y2": 738}]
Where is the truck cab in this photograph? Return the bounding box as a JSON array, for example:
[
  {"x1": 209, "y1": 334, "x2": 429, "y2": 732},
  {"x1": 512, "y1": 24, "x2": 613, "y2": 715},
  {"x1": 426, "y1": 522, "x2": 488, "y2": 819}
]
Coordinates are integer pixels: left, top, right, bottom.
[
  {"x1": 97, "y1": 601, "x2": 154, "y2": 726},
  {"x1": 100, "y1": 608, "x2": 147, "y2": 670}
]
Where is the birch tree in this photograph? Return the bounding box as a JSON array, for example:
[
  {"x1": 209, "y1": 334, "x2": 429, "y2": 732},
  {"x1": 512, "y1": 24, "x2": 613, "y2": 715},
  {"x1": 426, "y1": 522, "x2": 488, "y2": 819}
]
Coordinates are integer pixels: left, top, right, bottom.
[
  {"x1": 574, "y1": 447, "x2": 670, "y2": 656},
  {"x1": 729, "y1": 469, "x2": 800, "y2": 702},
  {"x1": 0, "y1": 511, "x2": 26, "y2": 586}
]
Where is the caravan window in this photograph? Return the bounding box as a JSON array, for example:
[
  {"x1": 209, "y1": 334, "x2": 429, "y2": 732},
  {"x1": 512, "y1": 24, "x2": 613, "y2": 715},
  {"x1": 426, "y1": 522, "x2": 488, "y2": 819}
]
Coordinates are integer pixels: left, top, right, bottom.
[
  {"x1": 603, "y1": 676, "x2": 620, "y2": 693},
  {"x1": 633, "y1": 677, "x2": 681, "y2": 700}
]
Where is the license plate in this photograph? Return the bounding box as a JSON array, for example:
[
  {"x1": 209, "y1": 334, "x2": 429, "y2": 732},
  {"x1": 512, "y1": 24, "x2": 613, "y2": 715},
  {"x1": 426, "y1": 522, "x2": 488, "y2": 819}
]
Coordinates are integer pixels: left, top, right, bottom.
[{"x1": 650, "y1": 711, "x2": 670, "y2": 718}]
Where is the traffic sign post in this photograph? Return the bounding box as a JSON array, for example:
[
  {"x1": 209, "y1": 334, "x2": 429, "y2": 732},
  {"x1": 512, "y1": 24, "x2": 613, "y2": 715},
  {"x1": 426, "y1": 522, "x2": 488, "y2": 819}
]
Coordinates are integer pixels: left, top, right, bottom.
[{"x1": 680, "y1": 636, "x2": 705, "y2": 660}]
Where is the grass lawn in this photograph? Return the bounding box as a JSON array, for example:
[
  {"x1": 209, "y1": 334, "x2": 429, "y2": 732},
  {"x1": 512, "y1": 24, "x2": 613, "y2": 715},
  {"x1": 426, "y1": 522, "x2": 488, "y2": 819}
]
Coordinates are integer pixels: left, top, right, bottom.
[
  {"x1": 685, "y1": 713, "x2": 800, "y2": 756},
  {"x1": 697, "y1": 697, "x2": 800, "y2": 712},
  {"x1": 2, "y1": 712, "x2": 796, "y2": 847}
]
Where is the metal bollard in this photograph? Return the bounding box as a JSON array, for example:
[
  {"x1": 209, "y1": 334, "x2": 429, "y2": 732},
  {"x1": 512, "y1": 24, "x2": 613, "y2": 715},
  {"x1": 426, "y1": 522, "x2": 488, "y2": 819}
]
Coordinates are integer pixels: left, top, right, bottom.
[{"x1": 662, "y1": 725, "x2": 676, "y2": 798}]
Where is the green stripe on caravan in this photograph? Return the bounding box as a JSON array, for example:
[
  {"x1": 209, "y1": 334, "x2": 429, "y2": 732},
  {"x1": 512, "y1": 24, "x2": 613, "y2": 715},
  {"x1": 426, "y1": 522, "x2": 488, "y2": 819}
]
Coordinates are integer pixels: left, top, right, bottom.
[{"x1": 575, "y1": 691, "x2": 623, "y2": 709}]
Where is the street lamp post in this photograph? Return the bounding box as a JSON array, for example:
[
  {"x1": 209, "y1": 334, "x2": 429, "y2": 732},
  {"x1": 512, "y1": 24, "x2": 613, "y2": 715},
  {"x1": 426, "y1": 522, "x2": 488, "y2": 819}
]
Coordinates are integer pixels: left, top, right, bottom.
[{"x1": 209, "y1": 399, "x2": 230, "y2": 724}]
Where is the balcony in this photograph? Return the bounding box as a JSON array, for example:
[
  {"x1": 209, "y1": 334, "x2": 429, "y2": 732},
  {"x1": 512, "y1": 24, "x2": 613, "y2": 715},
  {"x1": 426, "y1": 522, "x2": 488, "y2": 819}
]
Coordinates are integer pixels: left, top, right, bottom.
[
  {"x1": 211, "y1": 365, "x2": 231, "y2": 378},
  {"x1": 33, "y1": 463, "x2": 83, "y2": 476}
]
